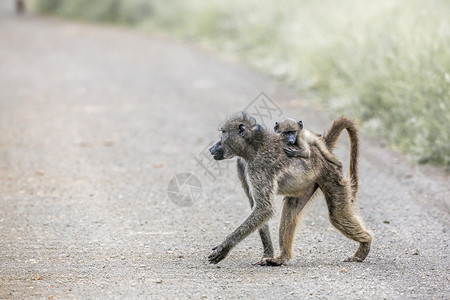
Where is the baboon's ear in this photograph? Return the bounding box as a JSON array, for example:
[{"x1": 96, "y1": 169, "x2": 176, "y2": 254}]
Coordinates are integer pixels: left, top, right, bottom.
[
  {"x1": 251, "y1": 124, "x2": 263, "y2": 136},
  {"x1": 238, "y1": 124, "x2": 246, "y2": 137},
  {"x1": 298, "y1": 120, "x2": 304, "y2": 130},
  {"x1": 274, "y1": 122, "x2": 279, "y2": 132}
]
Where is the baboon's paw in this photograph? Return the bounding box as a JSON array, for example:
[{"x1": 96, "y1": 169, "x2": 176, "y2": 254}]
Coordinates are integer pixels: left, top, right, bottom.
[
  {"x1": 251, "y1": 258, "x2": 271, "y2": 266},
  {"x1": 283, "y1": 147, "x2": 300, "y2": 157},
  {"x1": 343, "y1": 256, "x2": 363, "y2": 262},
  {"x1": 208, "y1": 244, "x2": 230, "y2": 264},
  {"x1": 258, "y1": 257, "x2": 286, "y2": 267}
]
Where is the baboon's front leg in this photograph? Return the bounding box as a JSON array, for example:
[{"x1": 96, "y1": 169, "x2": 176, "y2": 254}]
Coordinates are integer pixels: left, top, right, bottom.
[
  {"x1": 257, "y1": 224, "x2": 274, "y2": 259},
  {"x1": 236, "y1": 158, "x2": 274, "y2": 262},
  {"x1": 209, "y1": 179, "x2": 274, "y2": 264},
  {"x1": 208, "y1": 204, "x2": 274, "y2": 264},
  {"x1": 262, "y1": 184, "x2": 318, "y2": 266}
]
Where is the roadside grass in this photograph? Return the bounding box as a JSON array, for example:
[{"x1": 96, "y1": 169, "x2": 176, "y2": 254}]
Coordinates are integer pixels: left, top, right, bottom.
[{"x1": 29, "y1": 0, "x2": 450, "y2": 168}]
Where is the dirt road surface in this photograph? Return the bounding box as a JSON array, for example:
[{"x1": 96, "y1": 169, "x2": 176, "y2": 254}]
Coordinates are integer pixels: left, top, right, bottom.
[{"x1": 0, "y1": 4, "x2": 449, "y2": 299}]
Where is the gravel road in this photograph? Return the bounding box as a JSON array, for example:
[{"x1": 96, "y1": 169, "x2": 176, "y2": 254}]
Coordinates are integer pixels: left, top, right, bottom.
[{"x1": 0, "y1": 4, "x2": 449, "y2": 299}]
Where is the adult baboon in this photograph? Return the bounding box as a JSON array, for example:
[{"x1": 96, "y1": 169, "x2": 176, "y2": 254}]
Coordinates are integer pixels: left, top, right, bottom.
[{"x1": 208, "y1": 112, "x2": 370, "y2": 265}]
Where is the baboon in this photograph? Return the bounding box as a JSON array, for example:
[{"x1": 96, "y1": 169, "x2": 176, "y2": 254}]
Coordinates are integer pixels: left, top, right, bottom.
[
  {"x1": 208, "y1": 111, "x2": 370, "y2": 266},
  {"x1": 274, "y1": 118, "x2": 343, "y2": 169}
]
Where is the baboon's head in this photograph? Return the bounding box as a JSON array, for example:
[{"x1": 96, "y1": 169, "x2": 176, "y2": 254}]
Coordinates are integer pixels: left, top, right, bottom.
[
  {"x1": 209, "y1": 111, "x2": 263, "y2": 160},
  {"x1": 274, "y1": 118, "x2": 303, "y2": 145}
]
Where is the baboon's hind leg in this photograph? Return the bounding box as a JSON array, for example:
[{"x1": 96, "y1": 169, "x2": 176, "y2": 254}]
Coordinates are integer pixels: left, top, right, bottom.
[
  {"x1": 322, "y1": 180, "x2": 372, "y2": 262},
  {"x1": 261, "y1": 184, "x2": 318, "y2": 266}
]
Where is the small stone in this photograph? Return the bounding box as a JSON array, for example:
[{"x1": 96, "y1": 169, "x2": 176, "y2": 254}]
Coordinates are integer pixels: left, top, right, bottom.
[
  {"x1": 36, "y1": 170, "x2": 45, "y2": 176},
  {"x1": 383, "y1": 220, "x2": 390, "y2": 224},
  {"x1": 156, "y1": 279, "x2": 162, "y2": 284},
  {"x1": 412, "y1": 249, "x2": 419, "y2": 255},
  {"x1": 153, "y1": 163, "x2": 164, "y2": 168},
  {"x1": 341, "y1": 268, "x2": 347, "y2": 273},
  {"x1": 167, "y1": 251, "x2": 174, "y2": 254},
  {"x1": 34, "y1": 275, "x2": 41, "y2": 280},
  {"x1": 121, "y1": 256, "x2": 126, "y2": 260},
  {"x1": 48, "y1": 296, "x2": 54, "y2": 300}
]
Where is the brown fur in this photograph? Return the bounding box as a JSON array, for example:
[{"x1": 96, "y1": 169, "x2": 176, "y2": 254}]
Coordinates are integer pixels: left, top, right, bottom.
[
  {"x1": 325, "y1": 117, "x2": 360, "y2": 199},
  {"x1": 208, "y1": 112, "x2": 371, "y2": 265}
]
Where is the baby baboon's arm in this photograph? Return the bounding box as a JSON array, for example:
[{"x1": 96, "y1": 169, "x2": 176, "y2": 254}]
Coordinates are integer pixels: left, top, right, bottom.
[
  {"x1": 283, "y1": 146, "x2": 310, "y2": 158},
  {"x1": 284, "y1": 136, "x2": 311, "y2": 158}
]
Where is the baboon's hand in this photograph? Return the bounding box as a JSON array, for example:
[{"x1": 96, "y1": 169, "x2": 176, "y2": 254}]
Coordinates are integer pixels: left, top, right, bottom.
[
  {"x1": 283, "y1": 146, "x2": 299, "y2": 157},
  {"x1": 208, "y1": 243, "x2": 230, "y2": 264},
  {"x1": 257, "y1": 256, "x2": 286, "y2": 266},
  {"x1": 344, "y1": 256, "x2": 363, "y2": 262}
]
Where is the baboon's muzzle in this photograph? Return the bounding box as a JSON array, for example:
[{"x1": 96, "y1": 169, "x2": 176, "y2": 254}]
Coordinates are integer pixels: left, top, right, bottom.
[
  {"x1": 285, "y1": 133, "x2": 296, "y2": 145},
  {"x1": 209, "y1": 140, "x2": 225, "y2": 160}
]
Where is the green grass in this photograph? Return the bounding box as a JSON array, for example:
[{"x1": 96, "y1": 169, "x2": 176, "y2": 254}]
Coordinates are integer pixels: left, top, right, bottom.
[{"x1": 29, "y1": 0, "x2": 450, "y2": 168}]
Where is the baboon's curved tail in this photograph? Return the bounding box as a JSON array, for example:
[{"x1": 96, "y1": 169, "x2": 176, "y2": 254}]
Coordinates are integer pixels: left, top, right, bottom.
[{"x1": 324, "y1": 117, "x2": 359, "y2": 199}]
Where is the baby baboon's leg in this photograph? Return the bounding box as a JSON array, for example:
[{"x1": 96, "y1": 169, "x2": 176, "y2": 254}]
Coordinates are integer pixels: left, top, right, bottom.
[
  {"x1": 296, "y1": 138, "x2": 311, "y2": 158},
  {"x1": 262, "y1": 184, "x2": 318, "y2": 266},
  {"x1": 237, "y1": 158, "x2": 274, "y2": 261},
  {"x1": 321, "y1": 179, "x2": 372, "y2": 262},
  {"x1": 315, "y1": 141, "x2": 343, "y2": 168}
]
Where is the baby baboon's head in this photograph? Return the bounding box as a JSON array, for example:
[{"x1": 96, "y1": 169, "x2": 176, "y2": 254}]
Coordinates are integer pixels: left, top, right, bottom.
[{"x1": 274, "y1": 118, "x2": 303, "y2": 145}]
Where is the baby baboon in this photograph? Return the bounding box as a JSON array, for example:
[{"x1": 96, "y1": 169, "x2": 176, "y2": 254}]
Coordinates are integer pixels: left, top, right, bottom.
[
  {"x1": 274, "y1": 118, "x2": 342, "y2": 169},
  {"x1": 208, "y1": 112, "x2": 371, "y2": 266}
]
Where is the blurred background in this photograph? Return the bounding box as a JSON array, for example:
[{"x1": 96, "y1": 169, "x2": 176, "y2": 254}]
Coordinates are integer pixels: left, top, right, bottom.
[
  {"x1": 14, "y1": 0, "x2": 450, "y2": 168},
  {"x1": 2, "y1": 2, "x2": 449, "y2": 298}
]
